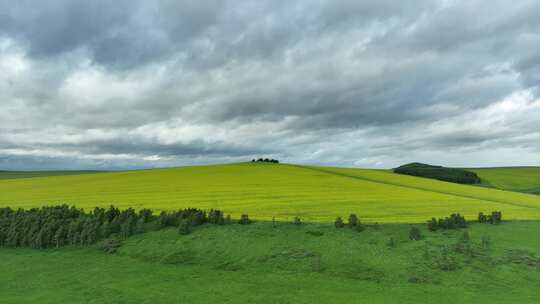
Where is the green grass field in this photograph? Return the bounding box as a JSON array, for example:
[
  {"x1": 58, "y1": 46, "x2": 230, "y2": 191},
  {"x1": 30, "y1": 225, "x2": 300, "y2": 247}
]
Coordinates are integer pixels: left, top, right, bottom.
[
  {"x1": 1, "y1": 162, "x2": 540, "y2": 303},
  {"x1": 1, "y1": 221, "x2": 539, "y2": 304},
  {"x1": 0, "y1": 163, "x2": 539, "y2": 223},
  {"x1": 471, "y1": 167, "x2": 540, "y2": 194}
]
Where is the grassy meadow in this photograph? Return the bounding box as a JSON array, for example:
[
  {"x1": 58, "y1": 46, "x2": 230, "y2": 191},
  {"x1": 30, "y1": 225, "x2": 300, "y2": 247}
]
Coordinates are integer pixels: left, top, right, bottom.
[
  {"x1": 1, "y1": 221, "x2": 539, "y2": 304},
  {"x1": 1, "y1": 162, "x2": 540, "y2": 303},
  {"x1": 0, "y1": 163, "x2": 539, "y2": 223},
  {"x1": 471, "y1": 167, "x2": 540, "y2": 194}
]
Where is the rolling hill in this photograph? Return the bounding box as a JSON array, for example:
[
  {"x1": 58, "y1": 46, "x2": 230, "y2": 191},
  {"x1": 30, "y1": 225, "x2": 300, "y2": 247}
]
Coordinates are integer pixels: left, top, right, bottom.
[
  {"x1": 471, "y1": 167, "x2": 540, "y2": 194},
  {"x1": 1, "y1": 163, "x2": 539, "y2": 223}
]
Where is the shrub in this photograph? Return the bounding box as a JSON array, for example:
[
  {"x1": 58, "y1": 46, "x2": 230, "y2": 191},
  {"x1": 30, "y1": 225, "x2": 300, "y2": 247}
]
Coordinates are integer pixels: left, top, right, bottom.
[
  {"x1": 409, "y1": 226, "x2": 421, "y2": 241},
  {"x1": 238, "y1": 214, "x2": 251, "y2": 225},
  {"x1": 348, "y1": 214, "x2": 359, "y2": 228},
  {"x1": 478, "y1": 212, "x2": 486, "y2": 223},
  {"x1": 334, "y1": 217, "x2": 345, "y2": 228},
  {"x1": 208, "y1": 209, "x2": 225, "y2": 225},
  {"x1": 178, "y1": 219, "x2": 192, "y2": 235},
  {"x1": 427, "y1": 218, "x2": 438, "y2": 232},
  {"x1": 99, "y1": 238, "x2": 122, "y2": 254}
]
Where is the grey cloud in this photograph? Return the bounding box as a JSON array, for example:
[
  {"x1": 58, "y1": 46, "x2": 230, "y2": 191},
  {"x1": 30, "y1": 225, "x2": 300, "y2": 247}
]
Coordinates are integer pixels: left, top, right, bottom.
[{"x1": 1, "y1": 0, "x2": 540, "y2": 169}]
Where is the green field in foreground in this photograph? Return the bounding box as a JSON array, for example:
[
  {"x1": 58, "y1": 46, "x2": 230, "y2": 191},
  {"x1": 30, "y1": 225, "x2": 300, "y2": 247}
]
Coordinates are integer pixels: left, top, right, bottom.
[
  {"x1": 0, "y1": 163, "x2": 539, "y2": 223},
  {"x1": 471, "y1": 167, "x2": 540, "y2": 194},
  {"x1": 1, "y1": 221, "x2": 539, "y2": 304}
]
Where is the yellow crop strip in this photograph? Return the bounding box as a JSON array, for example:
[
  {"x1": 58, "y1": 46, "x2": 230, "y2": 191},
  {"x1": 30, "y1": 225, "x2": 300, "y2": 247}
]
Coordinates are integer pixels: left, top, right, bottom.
[{"x1": 0, "y1": 163, "x2": 539, "y2": 223}]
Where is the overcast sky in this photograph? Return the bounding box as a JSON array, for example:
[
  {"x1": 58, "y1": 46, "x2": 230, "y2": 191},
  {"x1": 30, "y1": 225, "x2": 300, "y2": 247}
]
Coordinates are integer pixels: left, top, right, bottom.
[{"x1": 1, "y1": 0, "x2": 539, "y2": 170}]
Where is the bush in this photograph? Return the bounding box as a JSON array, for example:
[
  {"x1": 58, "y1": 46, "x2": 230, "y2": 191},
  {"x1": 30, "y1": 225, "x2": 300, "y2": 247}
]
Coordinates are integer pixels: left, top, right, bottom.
[
  {"x1": 208, "y1": 209, "x2": 225, "y2": 225},
  {"x1": 293, "y1": 216, "x2": 302, "y2": 225},
  {"x1": 478, "y1": 211, "x2": 502, "y2": 224},
  {"x1": 348, "y1": 214, "x2": 359, "y2": 228},
  {"x1": 409, "y1": 226, "x2": 421, "y2": 241},
  {"x1": 427, "y1": 218, "x2": 438, "y2": 232},
  {"x1": 99, "y1": 238, "x2": 122, "y2": 254},
  {"x1": 238, "y1": 214, "x2": 251, "y2": 225},
  {"x1": 334, "y1": 217, "x2": 345, "y2": 228},
  {"x1": 178, "y1": 219, "x2": 192, "y2": 235}
]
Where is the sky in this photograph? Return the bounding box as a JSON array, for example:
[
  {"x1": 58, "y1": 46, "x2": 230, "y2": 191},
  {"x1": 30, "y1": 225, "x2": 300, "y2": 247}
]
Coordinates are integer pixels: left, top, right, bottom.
[{"x1": 1, "y1": 0, "x2": 539, "y2": 170}]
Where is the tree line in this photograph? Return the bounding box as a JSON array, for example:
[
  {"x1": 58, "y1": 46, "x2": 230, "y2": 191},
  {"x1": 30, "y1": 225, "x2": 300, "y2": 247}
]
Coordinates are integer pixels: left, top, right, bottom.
[
  {"x1": 0, "y1": 204, "x2": 505, "y2": 250},
  {"x1": 0, "y1": 205, "x2": 229, "y2": 249},
  {"x1": 394, "y1": 163, "x2": 481, "y2": 185}
]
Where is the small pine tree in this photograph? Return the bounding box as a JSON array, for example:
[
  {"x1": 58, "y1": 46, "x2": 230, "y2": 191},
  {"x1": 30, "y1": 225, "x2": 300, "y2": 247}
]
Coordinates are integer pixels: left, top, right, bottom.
[
  {"x1": 427, "y1": 218, "x2": 438, "y2": 232},
  {"x1": 334, "y1": 217, "x2": 345, "y2": 228},
  {"x1": 409, "y1": 226, "x2": 421, "y2": 241},
  {"x1": 478, "y1": 212, "x2": 486, "y2": 223},
  {"x1": 348, "y1": 214, "x2": 359, "y2": 228},
  {"x1": 238, "y1": 214, "x2": 251, "y2": 225}
]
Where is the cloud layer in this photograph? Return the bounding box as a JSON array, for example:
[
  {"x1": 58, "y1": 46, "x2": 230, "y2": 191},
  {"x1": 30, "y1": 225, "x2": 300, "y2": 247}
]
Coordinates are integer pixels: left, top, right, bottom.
[{"x1": 1, "y1": 0, "x2": 539, "y2": 170}]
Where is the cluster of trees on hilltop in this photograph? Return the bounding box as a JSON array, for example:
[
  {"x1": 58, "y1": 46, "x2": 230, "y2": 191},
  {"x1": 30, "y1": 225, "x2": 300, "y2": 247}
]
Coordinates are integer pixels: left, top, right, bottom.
[
  {"x1": 252, "y1": 158, "x2": 279, "y2": 163},
  {"x1": 0, "y1": 205, "x2": 226, "y2": 249},
  {"x1": 394, "y1": 163, "x2": 481, "y2": 184}
]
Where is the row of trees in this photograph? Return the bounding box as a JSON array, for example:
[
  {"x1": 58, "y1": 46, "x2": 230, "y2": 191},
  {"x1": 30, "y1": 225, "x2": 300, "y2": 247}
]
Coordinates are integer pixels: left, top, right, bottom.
[
  {"x1": 427, "y1": 213, "x2": 468, "y2": 231},
  {"x1": 427, "y1": 211, "x2": 503, "y2": 232},
  {"x1": 0, "y1": 205, "x2": 227, "y2": 249}
]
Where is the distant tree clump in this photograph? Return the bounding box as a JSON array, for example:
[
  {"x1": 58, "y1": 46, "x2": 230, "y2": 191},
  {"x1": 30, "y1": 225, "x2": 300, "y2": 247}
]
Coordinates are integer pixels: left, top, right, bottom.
[
  {"x1": 334, "y1": 217, "x2": 345, "y2": 228},
  {"x1": 427, "y1": 213, "x2": 467, "y2": 231},
  {"x1": 393, "y1": 163, "x2": 481, "y2": 184},
  {"x1": 478, "y1": 211, "x2": 502, "y2": 224},
  {"x1": 238, "y1": 214, "x2": 251, "y2": 225},
  {"x1": 347, "y1": 214, "x2": 359, "y2": 228},
  {"x1": 347, "y1": 214, "x2": 365, "y2": 232},
  {"x1": 251, "y1": 158, "x2": 280, "y2": 164}
]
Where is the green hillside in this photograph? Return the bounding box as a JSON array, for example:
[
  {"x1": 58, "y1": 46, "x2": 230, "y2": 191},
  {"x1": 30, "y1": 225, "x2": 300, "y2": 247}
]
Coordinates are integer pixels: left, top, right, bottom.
[
  {"x1": 1, "y1": 221, "x2": 539, "y2": 304},
  {"x1": 471, "y1": 167, "x2": 540, "y2": 194},
  {"x1": 0, "y1": 163, "x2": 539, "y2": 223}
]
